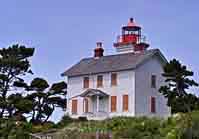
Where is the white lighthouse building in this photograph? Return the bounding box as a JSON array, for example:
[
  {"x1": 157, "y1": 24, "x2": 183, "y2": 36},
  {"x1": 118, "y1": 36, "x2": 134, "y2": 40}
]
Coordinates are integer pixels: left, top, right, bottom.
[{"x1": 62, "y1": 18, "x2": 170, "y2": 120}]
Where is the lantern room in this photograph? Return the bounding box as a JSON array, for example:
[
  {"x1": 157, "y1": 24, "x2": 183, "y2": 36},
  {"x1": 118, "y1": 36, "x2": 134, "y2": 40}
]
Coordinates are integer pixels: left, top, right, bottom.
[
  {"x1": 114, "y1": 18, "x2": 149, "y2": 53},
  {"x1": 122, "y1": 18, "x2": 141, "y2": 44}
]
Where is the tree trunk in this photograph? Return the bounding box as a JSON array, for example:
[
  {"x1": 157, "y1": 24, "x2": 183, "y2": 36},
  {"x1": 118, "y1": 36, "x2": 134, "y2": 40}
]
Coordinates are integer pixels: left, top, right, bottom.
[{"x1": 43, "y1": 106, "x2": 54, "y2": 123}]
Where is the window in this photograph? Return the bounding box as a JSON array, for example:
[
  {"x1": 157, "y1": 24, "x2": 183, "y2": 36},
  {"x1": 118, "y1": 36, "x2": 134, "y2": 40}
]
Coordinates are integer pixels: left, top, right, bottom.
[
  {"x1": 123, "y1": 95, "x2": 129, "y2": 112},
  {"x1": 97, "y1": 75, "x2": 103, "y2": 88},
  {"x1": 72, "y1": 99, "x2": 78, "y2": 114},
  {"x1": 111, "y1": 73, "x2": 117, "y2": 86},
  {"x1": 151, "y1": 75, "x2": 156, "y2": 88},
  {"x1": 111, "y1": 96, "x2": 117, "y2": 112},
  {"x1": 150, "y1": 97, "x2": 156, "y2": 113},
  {"x1": 83, "y1": 77, "x2": 89, "y2": 88}
]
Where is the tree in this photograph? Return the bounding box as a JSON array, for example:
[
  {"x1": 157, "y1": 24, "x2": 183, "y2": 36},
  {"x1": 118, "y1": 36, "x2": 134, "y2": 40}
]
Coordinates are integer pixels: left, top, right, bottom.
[
  {"x1": 0, "y1": 118, "x2": 32, "y2": 139},
  {"x1": 25, "y1": 78, "x2": 67, "y2": 124},
  {"x1": 0, "y1": 45, "x2": 67, "y2": 137},
  {"x1": 171, "y1": 93, "x2": 199, "y2": 113},
  {"x1": 159, "y1": 59, "x2": 199, "y2": 113},
  {"x1": 0, "y1": 44, "x2": 34, "y2": 118}
]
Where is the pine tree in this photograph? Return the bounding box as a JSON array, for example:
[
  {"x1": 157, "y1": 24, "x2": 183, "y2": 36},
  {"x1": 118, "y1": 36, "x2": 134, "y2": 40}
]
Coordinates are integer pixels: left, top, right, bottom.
[
  {"x1": 159, "y1": 59, "x2": 199, "y2": 113},
  {"x1": 26, "y1": 78, "x2": 67, "y2": 124},
  {"x1": 0, "y1": 44, "x2": 34, "y2": 118}
]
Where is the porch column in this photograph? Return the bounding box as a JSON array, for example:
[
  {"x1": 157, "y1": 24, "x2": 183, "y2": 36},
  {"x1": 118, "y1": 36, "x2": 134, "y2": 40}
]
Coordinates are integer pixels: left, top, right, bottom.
[{"x1": 96, "y1": 96, "x2": 99, "y2": 112}]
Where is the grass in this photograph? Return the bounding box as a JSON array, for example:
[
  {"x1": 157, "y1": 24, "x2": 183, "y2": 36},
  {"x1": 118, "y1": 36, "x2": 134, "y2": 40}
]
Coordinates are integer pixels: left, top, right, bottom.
[
  {"x1": 7, "y1": 111, "x2": 199, "y2": 139},
  {"x1": 57, "y1": 111, "x2": 199, "y2": 139}
]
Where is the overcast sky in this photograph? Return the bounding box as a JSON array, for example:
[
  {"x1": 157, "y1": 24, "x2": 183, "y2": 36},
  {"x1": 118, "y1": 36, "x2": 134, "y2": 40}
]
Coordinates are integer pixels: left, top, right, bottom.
[{"x1": 0, "y1": 0, "x2": 198, "y2": 122}]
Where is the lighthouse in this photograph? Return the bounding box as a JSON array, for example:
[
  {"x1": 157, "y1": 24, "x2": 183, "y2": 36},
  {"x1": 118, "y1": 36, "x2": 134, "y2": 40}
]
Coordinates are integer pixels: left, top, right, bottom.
[
  {"x1": 62, "y1": 17, "x2": 171, "y2": 120},
  {"x1": 113, "y1": 18, "x2": 149, "y2": 53}
]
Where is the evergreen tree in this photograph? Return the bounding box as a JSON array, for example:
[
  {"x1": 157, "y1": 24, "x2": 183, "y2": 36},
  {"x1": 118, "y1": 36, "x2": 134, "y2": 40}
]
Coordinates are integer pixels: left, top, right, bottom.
[
  {"x1": 0, "y1": 45, "x2": 67, "y2": 137},
  {"x1": 159, "y1": 59, "x2": 199, "y2": 113},
  {"x1": 26, "y1": 78, "x2": 67, "y2": 124},
  {"x1": 0, "y1": 44, "x2": 34, "y2": 118}
]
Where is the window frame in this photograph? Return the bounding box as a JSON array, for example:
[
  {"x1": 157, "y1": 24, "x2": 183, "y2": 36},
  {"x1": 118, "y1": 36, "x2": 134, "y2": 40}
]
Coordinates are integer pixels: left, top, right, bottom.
[
  {"x1": 83, "y1": 76, "x2": 89, "y2": 89},
  {"x1": 72, "y1": 99, "x2": 78, "y2": 114},
  {"x1": 123, "y1": 95, "x2": 129, "y2": 112},
  {"x1": 150, "y1": 96, "x2": 156, "y2": 113},
  {"x1": 97, "y1": 75, "x2": 103, "y2": 88},
  {"x1": 151, "y1": 74, "x2": 157, "y2": 88},
  {"x1": 111, "y1": 96, "x2": 117, "y2": 112},
  {"x1": 111, "y1": 73, "x2": 117, "y2": 86}
]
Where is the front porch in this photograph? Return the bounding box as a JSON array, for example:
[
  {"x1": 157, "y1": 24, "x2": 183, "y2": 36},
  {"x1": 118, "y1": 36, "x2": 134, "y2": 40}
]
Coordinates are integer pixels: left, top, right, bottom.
[{"x1": 80, "y1": 89, "x2": 110, "y2": 120}]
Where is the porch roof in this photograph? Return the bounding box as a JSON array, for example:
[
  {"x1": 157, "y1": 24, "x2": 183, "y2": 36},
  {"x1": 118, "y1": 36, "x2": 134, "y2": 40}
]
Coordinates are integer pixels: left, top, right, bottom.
[
  {"x1": 69, "y1": 89, "x2": 109, "y2": 100},
  {"x1": 80, "y1": 89, "x2": 109, "y2": 97}
]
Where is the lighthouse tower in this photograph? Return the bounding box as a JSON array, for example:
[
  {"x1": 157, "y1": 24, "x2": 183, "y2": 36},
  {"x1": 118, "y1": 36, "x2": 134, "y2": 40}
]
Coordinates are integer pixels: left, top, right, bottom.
[{"x1": 113, "y1": 18, "x2": 149, "y2": 53}]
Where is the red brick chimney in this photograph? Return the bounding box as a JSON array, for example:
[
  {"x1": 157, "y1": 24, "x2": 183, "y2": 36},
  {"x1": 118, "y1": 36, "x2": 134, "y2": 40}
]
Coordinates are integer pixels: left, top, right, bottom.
[{"x1": 94, "y1": 42, "x2": 104, "y2": 58}]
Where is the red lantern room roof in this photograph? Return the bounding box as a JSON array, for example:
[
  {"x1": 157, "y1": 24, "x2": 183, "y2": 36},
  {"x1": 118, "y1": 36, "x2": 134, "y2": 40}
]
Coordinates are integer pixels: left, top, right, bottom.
[
  {"x1": 127, "y1": 18, "x2": 137, "y2": 26},
  {"x1": 122, "y1": 18, "x2": 141, "y2": 31}
]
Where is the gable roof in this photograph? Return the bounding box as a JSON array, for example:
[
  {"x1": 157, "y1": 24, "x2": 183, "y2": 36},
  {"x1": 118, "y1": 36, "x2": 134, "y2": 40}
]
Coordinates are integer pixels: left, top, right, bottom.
[
  {"x1": 61, "y1": 49, "x2": 167, "y2": 77},
  {"x1": 80, "y1": 89, "x2": 109, "y2": 97}
]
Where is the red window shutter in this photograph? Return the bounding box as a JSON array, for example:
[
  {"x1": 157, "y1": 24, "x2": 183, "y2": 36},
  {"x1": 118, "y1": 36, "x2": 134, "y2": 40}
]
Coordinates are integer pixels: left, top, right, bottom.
[
  {"x1": 83, "y1": 77, "x2": 89, "y2": 88},
  {"x1": 111, "y1": 96, "x2": 117, "y2": 112},
  {"x1": 123, "y1": 95, "x2": 129, "y2": 112},
  {"x1": 151, "y1": 97, "x2": 156, "y2": 113},
  {"x1": 72, "y1": 100, "x2": 78, "y2": 114},
  {"x1": 111, "y1": 73, "x2": 117, "y2": 86}
]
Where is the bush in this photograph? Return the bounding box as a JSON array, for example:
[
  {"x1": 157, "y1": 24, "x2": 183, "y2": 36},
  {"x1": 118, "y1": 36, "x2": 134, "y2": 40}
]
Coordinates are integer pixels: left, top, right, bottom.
[
  {"x1": 29, "y1": 111, "x2": 199, "y2": 139},
  {"x1": 112, "y1": 117, "x2": 163, "y2": 139},
  {"x1": 78, "y1": 116, "x2": 88, "y2": 122},
  {"x1": 31, "y1": 121, "x2": 55, "y2": 133},
  {"x1": 64, "y1": 113, "x2": 199, "y2": 139},
  {"x1": 56, "y1": 115, "x2": 74, "y2": 128}
]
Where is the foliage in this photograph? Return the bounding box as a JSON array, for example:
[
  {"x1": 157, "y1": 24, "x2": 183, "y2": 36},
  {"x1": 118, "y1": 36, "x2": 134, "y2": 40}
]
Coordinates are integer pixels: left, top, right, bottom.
[
  {"x1": 56, "y1": 115, "x2": 74, "y2": 128},
  {"x1": 25, "y1": 78, "x2": 67, "y2": 124},
  {"x1": 0, "y1": 118, "x2": 32, "y2": 139},
  {"x1": 2, "y1": 109, "x2": 199, "y2": 138},
  {"x1": 171, "y1": 93, "x2": 199, "y2": 113},
  {"x1": 0, "y1": 44, "x2": 34, "y2": 118},
  {"x1": 0, "y1": 45, "x2": 34, "y2": 138},
  {"x1": 78, "y1": 116, "x2": 88, "y2": 122},
  {"x1": 159, "y1": 59, "x2": 199, "y2": 113},
  {"x1": 57, "y1": 112, "x2": 199, "y2": 139},
  {"x1": 31, "y1": 121, "x2": 56, "y2": 133},
  {"x1": 0, "y1": 45, "x2": 67, "y2": 137}
]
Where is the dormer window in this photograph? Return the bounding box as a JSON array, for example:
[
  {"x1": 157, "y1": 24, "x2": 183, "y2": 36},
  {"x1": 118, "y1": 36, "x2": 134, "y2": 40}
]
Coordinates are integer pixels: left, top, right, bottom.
[
  {"x1": 97, "y1": 75, "x2": 103, "y2": 88},
  {"x1": 83, "y1": 77, "x2": 89, "y2": 88},
  {"x1": 111, "y1": 73, "x2": 117, "y2": 86}
]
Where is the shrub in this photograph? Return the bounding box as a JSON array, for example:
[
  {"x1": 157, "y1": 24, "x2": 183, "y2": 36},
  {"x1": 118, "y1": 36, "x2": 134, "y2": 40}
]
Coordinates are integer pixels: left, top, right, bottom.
[
  {"x1": 31, "y1": 111, "x2": 199, "y2": 139},
  {"x1": 56, "y1": 115, "x2": 74, "y2": 128},
  {"x1": 78, "y1": 116, "x2": 88, "y2": 122}
]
